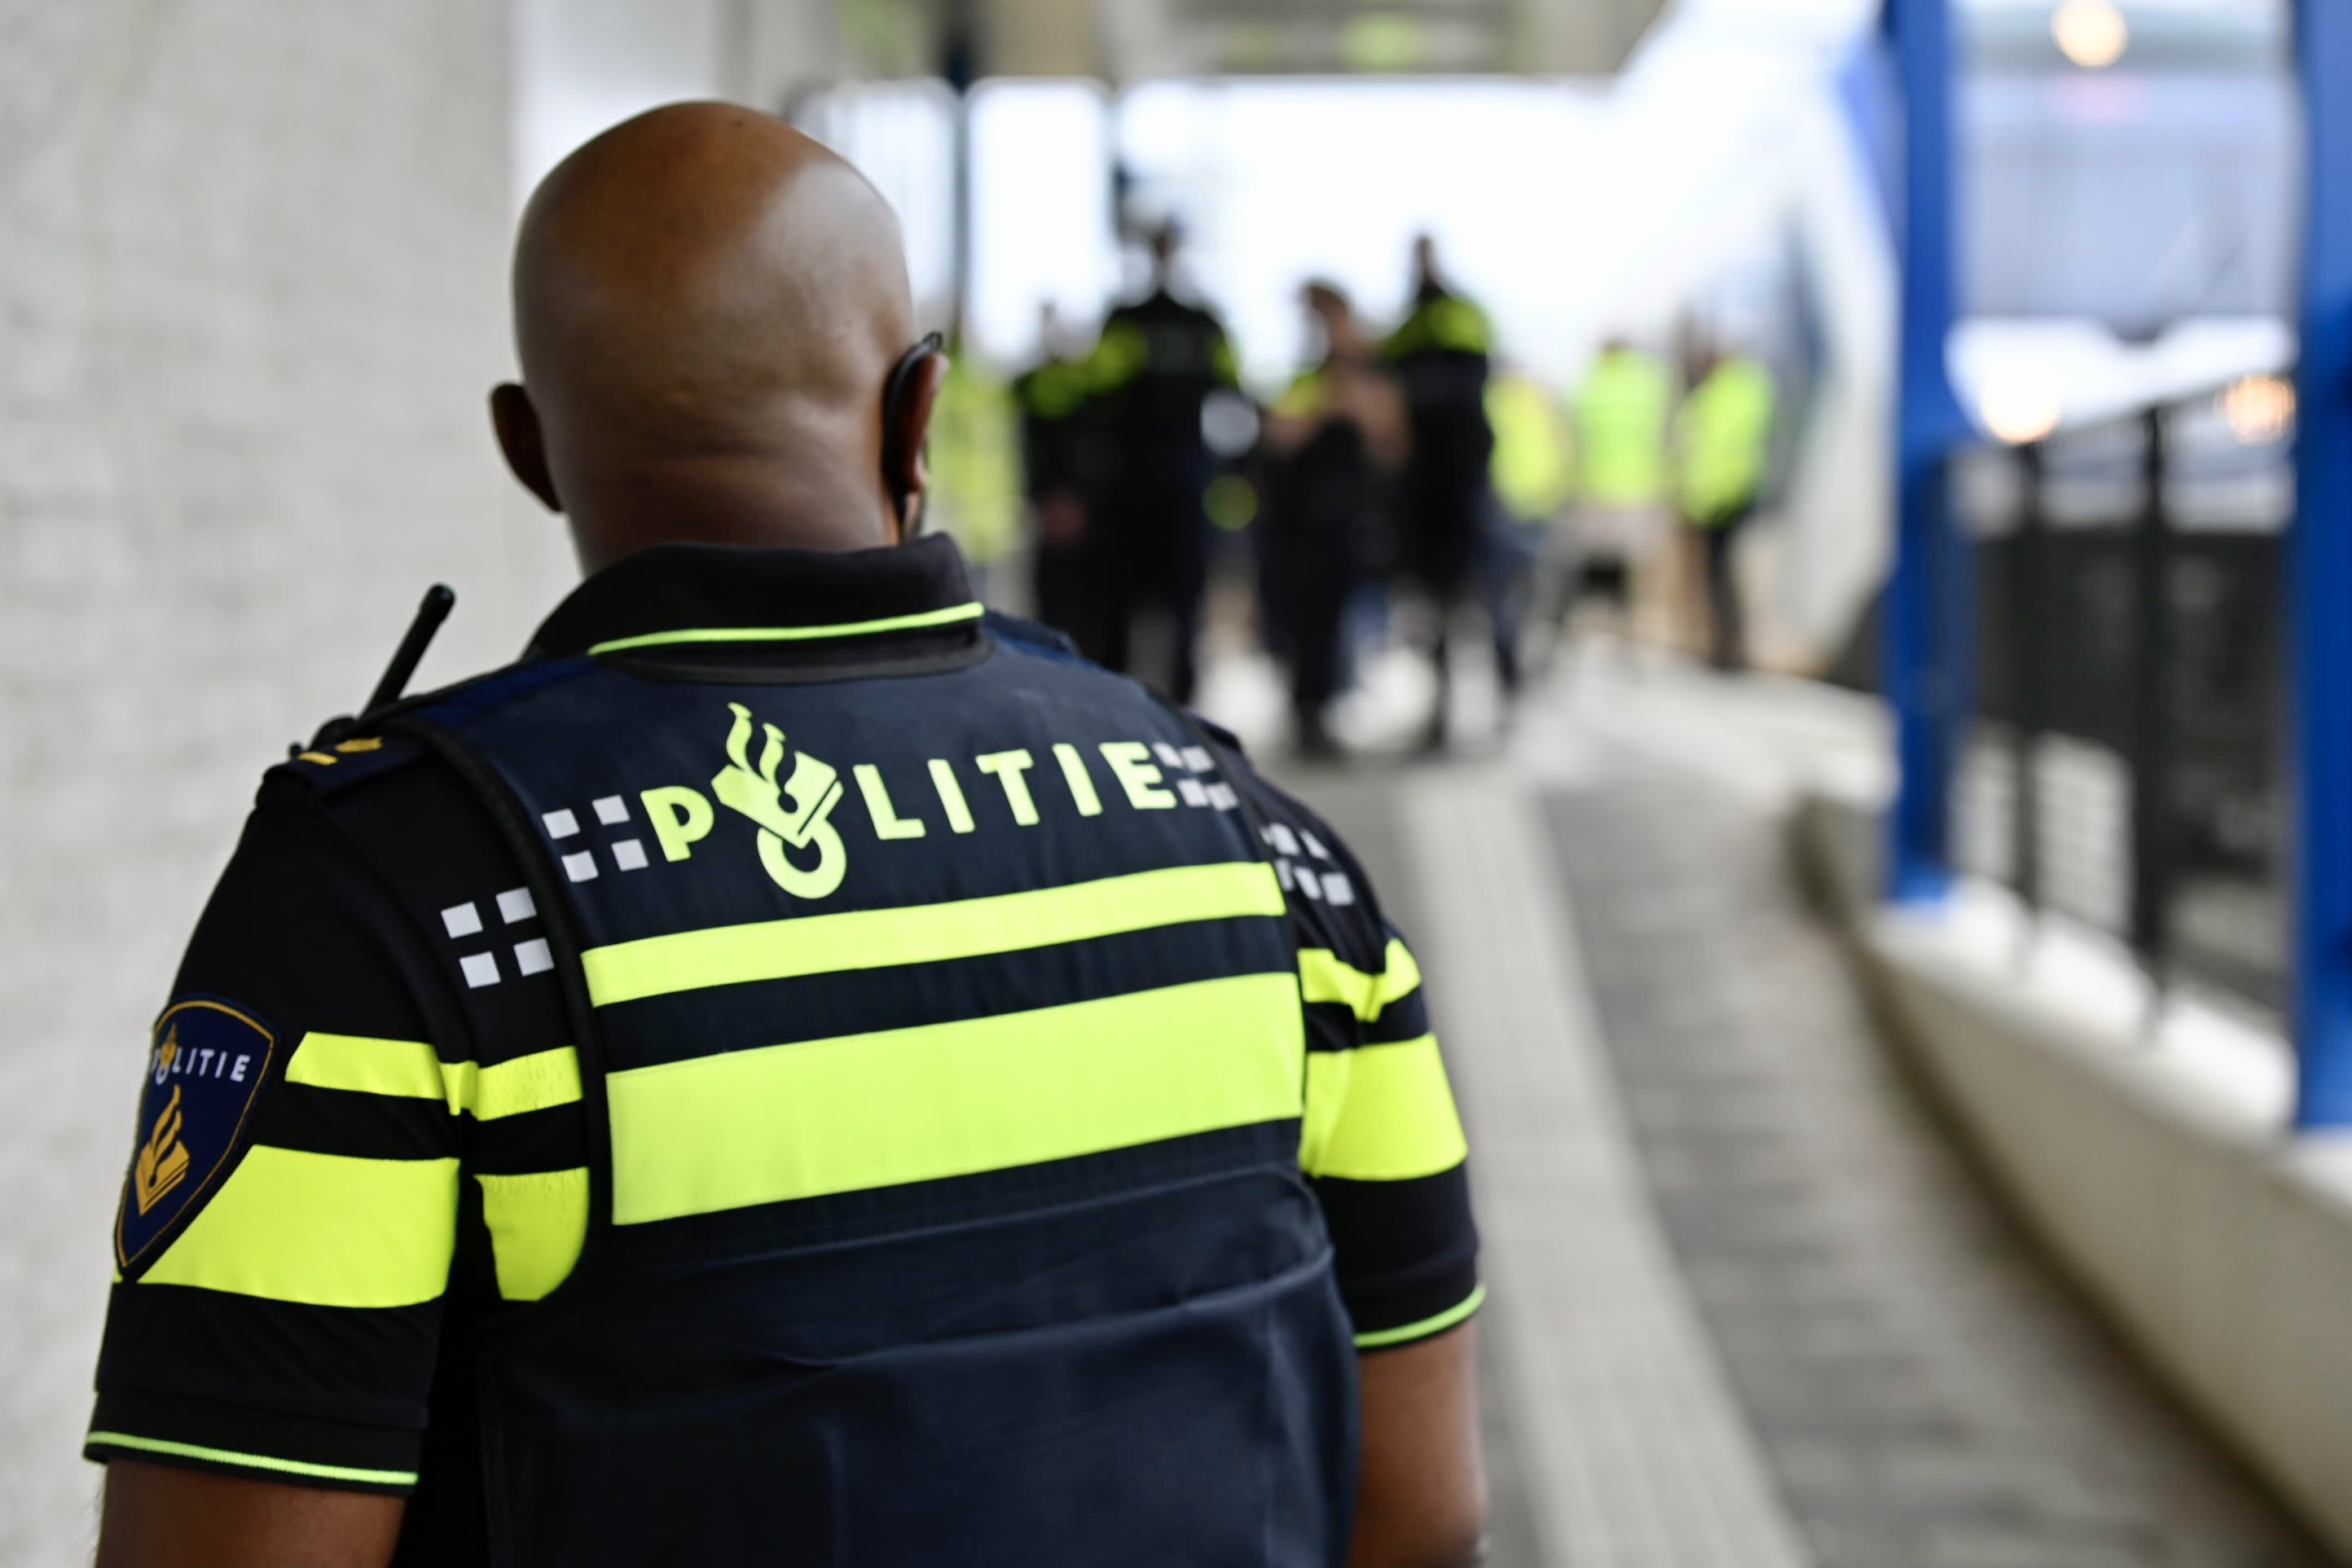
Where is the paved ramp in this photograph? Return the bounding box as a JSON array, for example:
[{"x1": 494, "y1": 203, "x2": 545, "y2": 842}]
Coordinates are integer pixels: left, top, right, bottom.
[{"x1": 1269, "y1": 665, "x2": 2328, "y2": 1568}]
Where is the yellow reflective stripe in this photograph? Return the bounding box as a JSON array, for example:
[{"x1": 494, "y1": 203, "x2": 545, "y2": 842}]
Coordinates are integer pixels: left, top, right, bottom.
[
  {"x1": 1300, "y1": 1034, "x2": 1467, "y2": 1180},
  {"x1": 583, "y1": 862, "x2": 1286, "y2": 1007},
  {"x1": 85, "y1": 1431, "x2": 417, "y2": 1487},
  {"x1": 442, "y1": 1048, "x2": 583, "y2": 1121},
  {"x1": 1354, "y1": 1284, "x2": 1485, "y2": 1349},
  {"x1": 477, "y1": 1167, "x2": 588, "y2": 1302},
  {"x1": 1086, "y1": 320, "x2": 1149, "y2": 391},
  {"x1": 140, "y1": 1147, "x2": 457, "y2": 1307},
  {"x1": 1297, "y1": 938, "x2": 1423, "y2": 1022},
  {"x1": 588, "y1": 604, "x2": 983, "y2": 655},
  {"x1": 285, "y1": 1035, "x2": 579, "y2": 1120},
  {"x1": 608, "y1": 973, "x2": 1305, "y2": 1224},
  {"x1": 285, "y1": 1033, "x2": 443, "y2": 1100}
]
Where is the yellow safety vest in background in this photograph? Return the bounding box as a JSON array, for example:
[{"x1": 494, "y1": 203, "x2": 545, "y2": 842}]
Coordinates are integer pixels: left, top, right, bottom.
[
  {"x1": 1018, "y1": 356, "x2": 1091, "y2": 422},
  {"x1": 1273, "y1": 368, "x2": 1330, "y2": 421},
  {"x1": 1572, "y1": 349, "x2": 1672, "y2": 507},
  {"x1": 928, "y1": 356, "x2": 1021, "y2": 564},
  {"x1": 1675, "y1": 356, "x2": 1776, "y2": 527},
  {"x1": 1385, "y1": 295, "x2": 1493, "y2": 359},
  {"x1": 1486, "y1": 374, "x2": 1573, "y2": 523}
]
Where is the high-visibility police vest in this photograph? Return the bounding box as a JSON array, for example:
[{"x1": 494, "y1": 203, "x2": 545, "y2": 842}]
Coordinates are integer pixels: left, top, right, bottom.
[
  {"x1": 1486, "y1": 373, "x2": 1573, "y2": 524},
  {"x1": 1383, "y1": 291, "x2": 1495, "y2": 496},
  {"x1": 1675, "y1": 355, "x2": 1776, "y2": 526},
  {"x1": 1572, "y1": 349, "x2": 1673, "y2": 507},
  {"x1": 384, "y1": 550, "x2": 1357, "y2": 1566},
  {"x1": 1084, "y1": 288, "x2": 1240, "y2": 495}
]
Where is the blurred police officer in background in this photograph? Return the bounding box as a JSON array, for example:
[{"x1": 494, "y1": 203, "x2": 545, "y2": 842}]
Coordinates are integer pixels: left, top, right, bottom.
[
  {"x1": 1087, "y1": 222, "x2": 1242, "y2": 705},
  {"x1": 1550, "y1": 337, "x2": 1673, "y2": 672},
  {"x1": 1479, "y1": 362, "x2": 1572, "y2": 694},
  {"x1": 920, "y1": 334, "x2": 1021, "y2": 600},
  {"x1": 87, "y1": 104, "x2": 1484, "y2": 1568},
  {"x1": 1261, "y1": 281, "x2": 1408, "y2": 758},
  {"x1": 1384, "y1": 235, "x2": 1507, "y2": 750},
  {"x1": 1675, "y1": 337, "x2": 1776, "y2": 671},
  {"x1": 1015, "y1": 301, "x2": 1101, "y2": 652}
]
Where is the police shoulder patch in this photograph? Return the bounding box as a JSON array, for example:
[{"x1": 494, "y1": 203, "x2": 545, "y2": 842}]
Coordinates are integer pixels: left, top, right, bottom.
[{"x1": 116, "y1": 997, "x2": 278, "y2": 1272}]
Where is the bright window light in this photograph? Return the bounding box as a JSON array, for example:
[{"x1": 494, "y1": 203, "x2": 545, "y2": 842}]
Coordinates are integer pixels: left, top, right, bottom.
[
  {"x1": 969, "y1": 81, "x2": 1119, "y2": 369},
  {"x1": 2051, "y1": 0, "x2": 2130, "y2": 68},
  {"x1": 1978, "y1": 381, "x2": 2064, "y2": 445},
  {"x1": 795, "y1": 82, "x2": 960, "y2": 325}
]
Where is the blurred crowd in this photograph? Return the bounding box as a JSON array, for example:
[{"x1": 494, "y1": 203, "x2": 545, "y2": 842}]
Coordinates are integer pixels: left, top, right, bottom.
[{"x1": 926, "y1": 226, "x2": 1778, "y2": 758}]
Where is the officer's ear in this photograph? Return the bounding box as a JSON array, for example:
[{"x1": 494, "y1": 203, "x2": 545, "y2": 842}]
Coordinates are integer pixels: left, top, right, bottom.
[
  {"x1": 883, "y1": 350, "x2": 947, "y2": 542},
  {"x1": 490, "y1": 383, "x2": 563, "y2": 513}
]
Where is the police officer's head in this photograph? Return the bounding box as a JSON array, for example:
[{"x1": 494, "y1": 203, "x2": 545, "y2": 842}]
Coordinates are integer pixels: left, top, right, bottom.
[
  {"x1": 490, "y1": 103, "x2": 946, "y2": 573},
  {"x1": 1300, "y1": 280, "x2": 1357, "y2": 360},
  {"x1": 1302, "y1": 279, "x2": 1350, "y2": 318},
  {"x1": 1146, "y1": 221, "x2": 1181, "y2": 283},
  {"x1": 1411, "y1": 232, "x2": 1441, "y2": 297}
]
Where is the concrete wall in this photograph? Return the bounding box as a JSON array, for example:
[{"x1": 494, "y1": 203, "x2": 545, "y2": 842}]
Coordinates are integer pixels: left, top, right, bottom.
[
  {"x1": 0, "y1": 5, "x2": 574, "y2": 1560},
  {"x1": 514, "y1": 0, "x2": 751, "y2": 203},
  {"x1": 1796, "y1": 795, "x2": 2352, "y2": 1560}
]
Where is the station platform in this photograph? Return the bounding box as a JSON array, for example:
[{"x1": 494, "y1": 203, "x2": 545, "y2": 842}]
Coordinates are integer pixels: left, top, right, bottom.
[
  {"x1": 1254, "y1": 655, "x2": 2331, "y2": 1568},
  {"x1": 2, "y1": 651, "x2": 2330, "y2": 1567}
]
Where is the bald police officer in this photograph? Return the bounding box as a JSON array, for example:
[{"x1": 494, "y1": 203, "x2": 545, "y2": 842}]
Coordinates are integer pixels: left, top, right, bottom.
[{"x1": 87, "y1": 105, "x2": 1484, "y2": 1568}]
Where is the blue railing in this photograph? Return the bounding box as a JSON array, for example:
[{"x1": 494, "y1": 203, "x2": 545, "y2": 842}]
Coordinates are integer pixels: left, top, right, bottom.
[
  {"x1": 1883, "y1": 0, "x2": 2351, "y2": 1127},
  {"x1": 1949, "y1": 383, "x2": 2292, "y2": 1012}
]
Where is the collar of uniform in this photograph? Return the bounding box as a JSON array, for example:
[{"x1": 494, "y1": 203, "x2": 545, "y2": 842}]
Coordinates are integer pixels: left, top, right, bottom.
[{"x1": 529, "y1": 534, "x2": 980, "y2": 658}]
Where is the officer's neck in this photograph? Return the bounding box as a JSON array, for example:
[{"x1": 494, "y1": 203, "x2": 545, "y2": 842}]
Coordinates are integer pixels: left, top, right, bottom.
[{"x1": 565, "y1": 455, "x2": 900, "y2": 575}]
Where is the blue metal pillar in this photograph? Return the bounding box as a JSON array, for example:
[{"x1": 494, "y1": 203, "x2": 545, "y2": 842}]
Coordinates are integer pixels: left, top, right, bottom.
[
  {"x1": 1884, "y1": 0, "x2": 1972, "y2": 903},
  {"x1": 2290, "y1": 0, "x2": 2352, "y2": 1129}
]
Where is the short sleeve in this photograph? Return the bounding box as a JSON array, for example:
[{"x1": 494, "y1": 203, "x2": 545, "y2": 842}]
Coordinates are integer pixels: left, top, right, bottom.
[
  {"x1": 86, "y1": 793, "x2": 463, "y2": 1492},
  {"x1": 1229, "y1": 765, "x2": 1482, "y2": 1351}
]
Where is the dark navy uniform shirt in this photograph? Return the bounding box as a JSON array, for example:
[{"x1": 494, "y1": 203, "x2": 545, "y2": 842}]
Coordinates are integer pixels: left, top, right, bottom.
[{"x1": 86, "y1": 535, "x2": 1479, "y2": 1561}]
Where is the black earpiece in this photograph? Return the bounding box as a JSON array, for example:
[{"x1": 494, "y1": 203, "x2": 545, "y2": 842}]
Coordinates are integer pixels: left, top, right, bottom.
[{"x1": 881, "y1": 332, "x2": 947, "y2": 530}]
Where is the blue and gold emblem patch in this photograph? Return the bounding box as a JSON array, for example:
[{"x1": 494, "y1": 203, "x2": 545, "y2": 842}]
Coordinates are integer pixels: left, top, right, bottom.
[{"x1": 116, "y1": 998, "x2": 276, "y2": 1270}]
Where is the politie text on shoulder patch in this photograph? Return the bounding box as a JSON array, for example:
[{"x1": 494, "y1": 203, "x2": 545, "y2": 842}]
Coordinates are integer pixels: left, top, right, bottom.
[{"x1": 116, "y1": 998, "x2": 277, "y2": 1270}]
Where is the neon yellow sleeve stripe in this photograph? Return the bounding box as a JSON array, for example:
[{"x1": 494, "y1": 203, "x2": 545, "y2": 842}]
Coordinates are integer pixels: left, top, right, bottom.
[
  {"x1": 607, "y1": 973, "x2": 1305, "y2": 1224},
  {"x1": 1297, "y1": 939, "x2": 1423, "y2": 1022},
  {"x1": 1300, "y1": 1034, "x2": 1468, "y2": 1180},
  {"x1": 477, "y1": 1167, "x2": 588, "y2": 1301},
  {"x1": 286, "y1": 1033, "x2": 444, "y2": 1100},
  {"x1": 583, "y1": 862, "x2": 1285, "y2": 1007},
  {"x1": 286, "y1": 1035, "x2": 581, "y2": 1121},
  {"x1": 1354, "y1": 1285, "x2": 1485, "y2": 1349},
  {"x1": 139, "y1": 1147, "x2": 458, "y2": 1308},
  {"x1": 86, "y1": 1431, "x2": 417, "y2": 1487},
  {"x1": 588, "y1": 603, "x2": 983, "y2": 655}
]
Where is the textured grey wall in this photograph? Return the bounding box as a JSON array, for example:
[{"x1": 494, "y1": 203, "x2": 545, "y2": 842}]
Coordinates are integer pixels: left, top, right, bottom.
[{"x1": 0, "y1": 5, "x2": 573, "y2": 1558}]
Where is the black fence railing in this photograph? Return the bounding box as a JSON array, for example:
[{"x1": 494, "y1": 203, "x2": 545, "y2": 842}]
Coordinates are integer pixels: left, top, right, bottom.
[{"x1": 1952, "y1": 375, "x2": 2293, "y2": 1012}]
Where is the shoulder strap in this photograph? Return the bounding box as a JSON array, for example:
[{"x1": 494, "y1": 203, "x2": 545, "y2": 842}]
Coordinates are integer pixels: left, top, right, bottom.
[{"x1": 381, "y1": 706, "x2": 620, "y2": 1321}]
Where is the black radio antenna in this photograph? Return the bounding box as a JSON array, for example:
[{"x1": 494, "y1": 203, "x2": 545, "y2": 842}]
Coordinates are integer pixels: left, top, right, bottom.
[{"x1": 363, "y1": 584, "x2": 455, "y2": 717}]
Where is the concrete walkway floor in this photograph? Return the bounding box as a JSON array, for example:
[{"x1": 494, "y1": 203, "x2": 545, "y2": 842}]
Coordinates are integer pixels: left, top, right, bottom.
[{"x1": 1267, "y1": 659, "x2": 2328, "y2": 1568}]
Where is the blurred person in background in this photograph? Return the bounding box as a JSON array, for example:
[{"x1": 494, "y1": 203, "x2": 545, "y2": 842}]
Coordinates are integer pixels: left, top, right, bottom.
[
  {"x1": 1086, "y1": 221, "x2": 1242, "y2": 704},
  {"x1": 1674, "y1": 338, "x2": 1776, "y2": 671},
  {"x1": 924, "y1": 334, "x2": 1022, "y2": 600},
  {"x1": 1261, "y1": 280, "x2": 1408, "y2": 758},
  {"x1": 1384, "y1": 235, "x2": 1506, "y2": 751},
  {"x1": 1481, "y1": 363, "x2": 1573, "y2": 692},
  {"x1": 86, "y1": 104, "x2": 1486, "y2": 1568},
  {"x1": 1549, "y1": 337, "x2": 1673, "y2": 673},
  {"x1": 1015, "y1": 301, "x2": 1101, "y2": 651}
]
